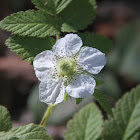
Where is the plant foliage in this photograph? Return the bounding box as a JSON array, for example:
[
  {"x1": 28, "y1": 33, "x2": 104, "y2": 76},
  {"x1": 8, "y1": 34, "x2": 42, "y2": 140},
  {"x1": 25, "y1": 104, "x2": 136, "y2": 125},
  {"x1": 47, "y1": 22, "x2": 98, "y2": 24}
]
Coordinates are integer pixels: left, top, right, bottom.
[
  {"x1": 0, "y1": 106, "x2": 12, "y2": 132},
  {"x1": 93, "y1": 89, "x2": 113, "y2": 117},
  {"x1": 32, "y1": 0, "x2": 72, "y2": 16},
  {"x1": 65, "y1": 85, "x2": 140, "y2": 140},
  {"x1": 0, "y1": 0, "x2": 97, "y2": 37},
  {"x1": 60, "y1": 0, "x2": 97, "y2": 32},
  {"x1": 0, "y1": 105, "x2": 53, "y2": 140},
  {"x1": 65, "y1": 103, "x2": 103, "y2": 140},
  {"x1": 78, "y1": 32, "x2": 112, "y2": 54},
  {"x1": 0, "y1": 124, "x2": 52, "y2": 140},
  {"x1": 0, "y1": 10, "x2": 60, "y2": 38},
  {"x1": 103, "y1": 85, "x2": 140, "y2": 140},
  {"x1": 5, "y1": 35, "x2": 55, "y2": 64}
]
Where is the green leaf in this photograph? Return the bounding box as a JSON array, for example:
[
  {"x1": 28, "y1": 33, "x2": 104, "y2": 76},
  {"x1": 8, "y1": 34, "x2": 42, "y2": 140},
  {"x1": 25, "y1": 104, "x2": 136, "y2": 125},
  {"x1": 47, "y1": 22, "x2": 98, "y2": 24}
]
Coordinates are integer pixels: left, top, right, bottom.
[
  {"x1": 0, "y1": 124, "x2": 53, "y2": 140},
  {"x1": 78, "y1": 32, "x2": 112, "y2": 54},
  {"x1": 32, "y1": 0, "x2": 72, "y2": 16},
  {"x1": 0, "y1": 106, "x2": 12, "y2": 132},
  {"x1": 103, "y1": 85, "x2": 140, "y2": 140},
  {"x1": 0, "y1": 132, "x2": 18, "y2": 140},
  {"x1": 5, "y1": 35, "x2": 55, "y2": 64},
  {"x1": 65, "y1": 103, "x2": 103, "y2": 140},
  {"x1": 75, "y1": 98, "x2": 83, "y2": 104},
  {"x1": 93, "y1": 89, "x2": 113, "y2": 117},
  {"x1": 95, "y1": 78, "x2": 104, "y2": 87},
  {"x1": 0, "y1": 10, "x2": 60, "y2": 38},
  {"x1": 60, "y1": 0, "x2": 97, "y2": 32}
]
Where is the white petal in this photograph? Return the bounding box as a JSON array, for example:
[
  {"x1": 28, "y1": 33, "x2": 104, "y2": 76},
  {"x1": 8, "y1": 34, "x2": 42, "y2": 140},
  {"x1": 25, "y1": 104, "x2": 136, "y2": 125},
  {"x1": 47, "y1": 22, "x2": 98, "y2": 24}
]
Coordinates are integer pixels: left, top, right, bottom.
[
  {"x1": 53, "y1": 34, "x2": 82, "y2": 57},
  {"x1": 33, "y1": 50, "x2": 56, "y2": 81},
  {"x1": 39, "y1": 79, "x2": 65, "y2": 105},
  {"x1": 78, "y1": 47, "x2": 106, "y2": 74},
  {"x1": 34, "y1": 69, "x2": 55, "y2": 82},
  {"x1": 66, "y1": 74, "x2": 96, "y2": 98}
]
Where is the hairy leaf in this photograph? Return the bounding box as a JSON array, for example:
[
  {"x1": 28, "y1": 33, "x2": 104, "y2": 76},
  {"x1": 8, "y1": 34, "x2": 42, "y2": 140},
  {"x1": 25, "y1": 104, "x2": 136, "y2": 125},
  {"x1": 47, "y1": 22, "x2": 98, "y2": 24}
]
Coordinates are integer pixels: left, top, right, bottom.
[
  {"x1": 0, "y1": 10, "x2": 60, "y2": 38},
  {"x1": 32, "y1": 0, "x2": 72, "y2": 16},
  {"x1": 93, "y1": 89, "x2": 113, "y2": 117},
  {"x1": 0, "y1": 106, "x2": 12, "y2": 132},
  {"x1": 60, "y1": 0, "x2": 97, "y2": 32},
  {"x1": 103, "y1": 85, "x2": 140, "y2": 140},
  {"x1": 0, "y1": 124, "x2": 53, "y2": 140},
  {"x1": 5, "y1": 35, "x2": 55, "y2": 64},
  {"x1": 65, "y1": 103, "x2": 103, "y2": 140},
  {"x1": 78, "y1": 32, "x2": 112, "y2": 54}
]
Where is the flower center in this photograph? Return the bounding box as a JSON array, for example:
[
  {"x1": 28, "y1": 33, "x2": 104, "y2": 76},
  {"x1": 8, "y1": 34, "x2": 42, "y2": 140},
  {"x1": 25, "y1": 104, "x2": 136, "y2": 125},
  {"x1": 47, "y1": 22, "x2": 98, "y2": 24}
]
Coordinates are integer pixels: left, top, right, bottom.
[{"x1": 56, "y1": 58, "x2": 75, "y2": 76}]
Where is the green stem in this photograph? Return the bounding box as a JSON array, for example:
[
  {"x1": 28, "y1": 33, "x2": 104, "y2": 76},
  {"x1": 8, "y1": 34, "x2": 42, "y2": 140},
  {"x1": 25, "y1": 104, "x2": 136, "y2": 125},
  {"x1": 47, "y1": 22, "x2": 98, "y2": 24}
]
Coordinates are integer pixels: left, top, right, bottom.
[{"x1": 40, "y1": 104, "x2": 55, "y2": 127}]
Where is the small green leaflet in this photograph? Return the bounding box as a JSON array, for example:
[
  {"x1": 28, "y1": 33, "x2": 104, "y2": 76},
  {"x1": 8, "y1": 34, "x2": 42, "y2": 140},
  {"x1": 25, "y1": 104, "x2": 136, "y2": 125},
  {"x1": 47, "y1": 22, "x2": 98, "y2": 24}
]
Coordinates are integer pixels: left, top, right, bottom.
[
  {"x1": 0, "y1": 124, "x2": 53, "y2": 140},
  {"x1": 60, "y1": 0, "x2": 97, "y2": 32},
  {"x1": 32, "y1": 0, "x2": 72, "y2": 16},
  {"x1": 95, "y1": 78, "x2": 104, "y2": 87},
  {"x1": 65, "y1": 103, "x2": 103, "y2": 140},
  {"x1": 78, "y1": 32, "x2": 112, "y2": 54},
  {"x1": 0, "y1": 10, "x2": 60, "y2": 38},
  {"x1": 103, "y1": 85, "x2": 140, "y2": 140},
  {"x1": 75, "y1": 98, "x2": 83, "y2": 104},
  {"x1": 0, "y1": 106, "x2": 12, "y2": 132},
  {"x1": 5, "y1": 35, "x2": 55, "y2": 64},
  {"x1": 93, "y1": 89, "x2": 113, "y2": 117}
]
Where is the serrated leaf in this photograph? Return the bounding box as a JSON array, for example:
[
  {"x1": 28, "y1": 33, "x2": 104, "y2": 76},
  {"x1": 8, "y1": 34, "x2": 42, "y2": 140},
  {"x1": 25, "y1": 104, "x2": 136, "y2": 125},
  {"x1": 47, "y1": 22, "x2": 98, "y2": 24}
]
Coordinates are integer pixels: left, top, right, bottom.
[
  {"x1": 65, "y1": 103, "x2": 103, "y2": 140},
  {"x1": 32, "y1": 0, "x2": 72, "y2": 16},
  {"x1": 0, "y1": 10, "x2": 60, "y2": 38},
  {"x1": 5, "y1": 35, "x2": 55, "y2": 64},
  {"x1": 60, "y1": 0, "x2": 97, "y2": 32},
  {"x1": 93, "y1": 89, "x2": 113, "y2": 117},
  {"x1": 75, "y1": 98, "x2": 83, "y2": 104},
  {"x1": 103, "y1": 85, "x2": 140, "y2": 140},
  {"x1": 9, "y1": 137, "x2": 18, "y2": 140},
  {"x1": 0, "y1": 124, "x2": 53, "y2": 140},
  {"x1": 78, "y1": 32, "x2": 112, "y2": 54},
  {"x1": 0, "y1": 132, "x2": 18, "y2": 140},
  {"x1": 0, "y1": 106, "x2": 12, "y2": 132}
]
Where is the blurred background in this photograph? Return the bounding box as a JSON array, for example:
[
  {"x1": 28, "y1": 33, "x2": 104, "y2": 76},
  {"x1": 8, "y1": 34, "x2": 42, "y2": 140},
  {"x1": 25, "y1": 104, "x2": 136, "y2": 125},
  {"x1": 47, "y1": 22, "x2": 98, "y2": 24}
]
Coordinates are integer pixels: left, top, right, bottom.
[{"x1": 0, "y1": 0, "x2": 140, "y2": 139}]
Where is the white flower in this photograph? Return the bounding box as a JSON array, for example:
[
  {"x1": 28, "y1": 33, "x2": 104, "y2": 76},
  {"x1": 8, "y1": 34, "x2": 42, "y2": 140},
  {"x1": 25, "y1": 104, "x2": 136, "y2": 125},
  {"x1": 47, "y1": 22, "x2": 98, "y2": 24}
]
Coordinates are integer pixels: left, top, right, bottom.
[{"x1": 33, "y1": 34, "x2": 106, "y2": 105}]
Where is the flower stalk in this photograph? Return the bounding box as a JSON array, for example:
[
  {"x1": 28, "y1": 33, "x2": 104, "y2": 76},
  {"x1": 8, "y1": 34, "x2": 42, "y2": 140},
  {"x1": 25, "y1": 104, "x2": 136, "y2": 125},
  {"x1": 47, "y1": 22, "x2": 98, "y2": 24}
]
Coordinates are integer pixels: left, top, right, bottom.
[{"x1": 40, "y1": 104, "x2": 55, "y2": 127}]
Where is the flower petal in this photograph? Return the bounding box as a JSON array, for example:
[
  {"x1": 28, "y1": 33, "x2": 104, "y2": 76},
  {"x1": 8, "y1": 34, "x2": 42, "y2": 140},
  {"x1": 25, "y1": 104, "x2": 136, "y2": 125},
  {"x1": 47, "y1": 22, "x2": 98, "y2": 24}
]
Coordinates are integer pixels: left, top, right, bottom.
[
  {"x1": 33, "y1": 50, "x2": 56, "y2": 81},
  {"x1": 66, "y1": 74, "x2": 96, "y2": 98},
  {"x1": 78, "y1": 47, "x2": 106, "y2": 74},
  {"x1": 39, "y1": 79, "x2": 65, "y2": 105},
  {"x1": 53, "y1": 34, "x2": 82, "y2": 57}
]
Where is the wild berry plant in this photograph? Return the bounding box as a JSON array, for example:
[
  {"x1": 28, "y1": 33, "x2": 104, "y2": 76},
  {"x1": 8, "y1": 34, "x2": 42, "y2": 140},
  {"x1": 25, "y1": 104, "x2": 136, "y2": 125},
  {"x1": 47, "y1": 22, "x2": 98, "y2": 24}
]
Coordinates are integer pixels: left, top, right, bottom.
[{"x1": 0, "y1": 0, "x2": 139, "y2": 140}]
